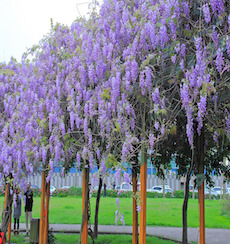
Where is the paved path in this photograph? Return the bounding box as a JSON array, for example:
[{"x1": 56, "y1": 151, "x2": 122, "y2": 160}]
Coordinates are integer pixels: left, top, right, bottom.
[{"x1": 10, "y1": 223, "x2": 230, "y2": 243}]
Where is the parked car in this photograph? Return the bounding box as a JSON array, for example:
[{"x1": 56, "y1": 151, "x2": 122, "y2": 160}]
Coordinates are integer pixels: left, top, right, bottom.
[
  {"x1": 115, "y1": 182, "x2": 140, "y2": 191},
  {"x1": 211, "y1": 186, "x2": 222, "y2": 196},
  {"x1": 147, "y1": 185, "x2": 172, "y2": 193},
  {"x1": 50, "y1": 186, "x2": 56, "y2": 195}
]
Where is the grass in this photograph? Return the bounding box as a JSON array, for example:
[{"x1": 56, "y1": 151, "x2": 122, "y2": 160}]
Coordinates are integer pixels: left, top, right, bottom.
[
  {"x1": 1, "y1": 197, "x2": 229, "y2": 228},
  {"x1": 10, "y1": 234, "x2": 177, "y2": 244}
]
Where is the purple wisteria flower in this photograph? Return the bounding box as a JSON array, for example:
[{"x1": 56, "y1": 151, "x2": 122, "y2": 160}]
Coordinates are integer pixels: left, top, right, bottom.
[
  {"x1": 123, "y1": 172, "x2": 129, "y2": 184},
  {"x1": 202, "y1": 4, "x2": 211, "y2": 23},
  {"x1": 213, "y1": 131, "x2": 219, "y2": 143},
  {"x1": 137, "y1": 205, "x2": 141, "y2": 212}
]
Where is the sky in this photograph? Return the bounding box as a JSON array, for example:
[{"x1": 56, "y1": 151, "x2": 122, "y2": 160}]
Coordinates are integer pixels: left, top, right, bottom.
[{"x1": 0, "y1": 0, "x2": 101, "y2": 63}]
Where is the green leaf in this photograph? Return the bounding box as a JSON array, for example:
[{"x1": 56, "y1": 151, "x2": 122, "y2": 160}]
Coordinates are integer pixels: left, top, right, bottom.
[
  {"x1": 101, "y1": 88, "x2": 111, "y2": 100},
  {"x1": 0, "y1": 69, "x2": 16, "y2": 76}
]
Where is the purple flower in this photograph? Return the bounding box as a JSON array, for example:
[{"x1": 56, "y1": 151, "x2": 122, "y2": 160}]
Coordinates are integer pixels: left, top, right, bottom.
[
  {"x1": 171, "y1": 55, "x2": 176, "y2": 64},
  {"x1": 49, "y1": 160, "x2": 54, "y2": 173},
  {"x1": 226, "y1": 112, "x2": 230, "y2": 139},
  {"x1": 149, "y1": 134, "x2": 155, "y2": 150},
  {"x1": 160, "y1": 124, "x2": 165, "y2": 135},
  {"x1": 180, "y1": 84, "x2": 190, "y2": 108},
  {"x1": 197, "y1": 95, "x2": 207, "y2": 135},
  {"x1": 137, "y1": 205, "x2": 141, "y2": 212},
  {"x1": 175, "y1": 43, "x2": 180, "y2": 53},
  {"x1": 154, "y1": 121, "x2": 160, "y2": 131},
  {"x1": 180, "y1": 59, "x2": 184, "y2": 71},
  {"x1": 123, "y1": 172, "x2": 129, "y2": 184},
  {"x1": 180, "y1": 44, "x2": 186, "y2": 57},
  {"x1": 115, "y1": 210, "x2": 119, "y2": 225},
  {"x1": 159, "y1": 25, "x2": 168, "y2": 48},
  {"x1": 213, "y1": 131, "x2": 218, "y2": 143},
  {"x1": 96, "y1": 148, "x2": 100, "y2": 160},
  {"x1": 226, "y1": 36, "x2": 230, "y2": 56},
  {"x1": 216, "y1": 48, "x2": 224, "y2": 73},
  {"x1": 202, "y1": 4, "x2": 211, "y2": 23},
  {"x1": 120, "y1": 213, "x2": 125, "y2": 226},
  {"x1": 46, "y1": 172, "x2": 51, "y2": 183},
  {"x1": 76, "y1": 152, "x2": 81, "y2": 168},
  {"x1": 115, "y1": 168, "x2": 121, "y2": 184}
]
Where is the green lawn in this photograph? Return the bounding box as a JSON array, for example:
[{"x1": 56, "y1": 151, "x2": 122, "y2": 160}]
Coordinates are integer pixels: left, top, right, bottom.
[
  {"x1": 2, "y1": 197, "x2": 230, "y2": 228},
  {"x1": 10, "y1": 234, "x2": 177, "y2": 244}
]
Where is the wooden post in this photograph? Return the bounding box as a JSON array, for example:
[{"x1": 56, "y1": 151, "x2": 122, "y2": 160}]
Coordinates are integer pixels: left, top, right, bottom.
[
  {"x1": 132, "y1": 166, "x2": 138, "y2": 244},
  {"x1": 81, "y1": 168, "x2": 88, "y2": 244},
  {"x1": 44, "y1": 182, "x2": 50, "y2": 244},
  {"x1": 39, "y1": 171, "x2": 46, "y2": 244},
  {"x1": 3, "y1": 184, "x2": 8, "y2": 244},
  {"x1": 139, "y1": 146, "x2": 147, "y2": 244},
  {"x1": 199, "y1": 164, "x2": 205, "y2": 244}
]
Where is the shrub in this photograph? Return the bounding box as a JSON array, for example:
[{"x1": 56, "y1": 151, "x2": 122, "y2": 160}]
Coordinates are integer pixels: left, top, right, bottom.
[
  {"x1": 146, "y1": 192, "x2": 163, "y2": 198},
  {"x1": 33, "y1": 188, "x2": 41, "y2": 197},
  {"x1": 221, "y1": 196, "x2": 230, "y2": 217},
  {"x1": 0, "y1": 189, "x2": 5, "y2": 197},
  {"x1": 52, "y1": 188, "x2": 70, "y2": 197},
  {"x1": 92, "y1": 190, "x2": 133, "y2": 198},
  {"x1": 69, "y1": 187, "x2": 82, "y2": 197}
]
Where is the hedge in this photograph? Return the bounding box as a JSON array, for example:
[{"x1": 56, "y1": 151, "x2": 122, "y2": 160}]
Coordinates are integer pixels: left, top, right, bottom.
[{"x1": 28, "y1": 187, "x2": 223, "y2": 199}]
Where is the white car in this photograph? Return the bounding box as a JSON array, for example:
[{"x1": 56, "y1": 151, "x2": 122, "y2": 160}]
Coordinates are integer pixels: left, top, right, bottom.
[
  {"x1": 226, "y1": 187, "x2": 230, "y2": 195},
  {"x1": 211, "y1": 186, "x2": 222, "y2": 196},
  {"x1": 147, "y1": 185, "x2": 172, "y2": 193},
  {"x1": 50, "y1": 186, "x2": 56, "y2": 195},
  {"x1": 115, "y1": 182, "x2": 140, "y2": 191}
]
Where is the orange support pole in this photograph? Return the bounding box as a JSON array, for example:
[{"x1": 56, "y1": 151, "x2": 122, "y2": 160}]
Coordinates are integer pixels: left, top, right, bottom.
[
  {"x1": 139, "y1": 147, "x2": 147, "y2": 244},
  {"x1": 199, "y1": 164, "x2": 205, "y2": 244},
  {"x1": 39, "y1": 171, "x2": 46, "y2": 244},
  {"x1": 44, "y1": 181, "x2": 50, "y2": 244},
  {"x1": 132, "y1": 171, "x2": 138, "y2": 244},
  {"x1": 81, "y1": 168, "x2": 88, "y2": 244}
]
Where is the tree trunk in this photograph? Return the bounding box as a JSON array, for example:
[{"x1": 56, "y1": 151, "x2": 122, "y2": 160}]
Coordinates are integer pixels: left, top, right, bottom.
[
  {"x1": 199, "y1": 163, "x2": 205, "y2": 244},
  {"x1": 220, "y1": 173, "x2": 223, "y2": 204},
  {"x1": 93, "y1": 177, "x2": 103, "y2": 239},
  {"x1": 163, "y1": 177, "x2": 165, "y2": 198},
  {"x1": 182, "y1": 173, "x2": 190, "y2": 243},
  {"x1": 182, "y1": 147, "x2": 194, "y2": 244},
  {"x1": 192, "y1": 175, "x2": 195, "y2": 200},
  {"x1": 7, "y1": 199, "x2": 12, "y2": 243}
]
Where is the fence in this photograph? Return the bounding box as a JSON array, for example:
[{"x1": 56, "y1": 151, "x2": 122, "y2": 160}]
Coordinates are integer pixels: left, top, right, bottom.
[{"x1": 27, "y1": 172, "x2": 230, "y2": 191}]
